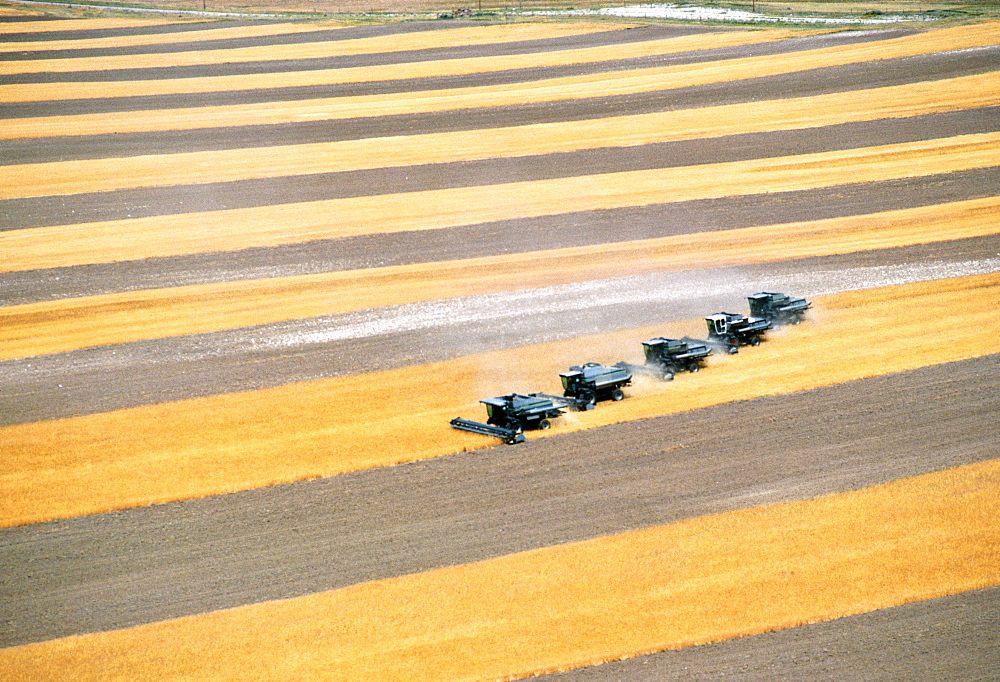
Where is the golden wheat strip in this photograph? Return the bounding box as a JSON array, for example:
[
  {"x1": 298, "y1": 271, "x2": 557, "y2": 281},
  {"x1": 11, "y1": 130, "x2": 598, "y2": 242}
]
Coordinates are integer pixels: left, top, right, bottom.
[
  {"x1": 0, "y1": 21, "x2": 344, "y2": 52},
  {"x1": 3, "y1": 22, "x2": 997, "y2": 136},
  {"x1": 0, "y1": 21, "x2": 623, "y2": 76},
  {"x1": 0, "y1": 28, "x2": 802, "y2": 103},
  {"x1": 4, "y1": 71, "x2": 997, "y2": 197},
  {"x1": 0, "y1": 274, "x2": 997, "y2": 527},
  {"x1": 2, "y1": 456, "x2": 998, "y2": 681},
  {"x1": 3, "y1": 131, "x2": 999, "y2": 272},
  {"x1": 1, "y1": 196, "x2": 997, "y2": 361}
]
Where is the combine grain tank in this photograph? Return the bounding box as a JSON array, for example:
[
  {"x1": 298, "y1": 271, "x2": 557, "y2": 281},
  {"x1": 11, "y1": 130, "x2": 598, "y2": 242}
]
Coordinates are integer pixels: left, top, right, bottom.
[
  {"x1": 560, "y1": 362, "x2": 632, "y2": 405},
  {"x1": 641, "y1": 337, "x2": 713, "y2": 380},
  {"x1": 705, "y1": 312, "x2": 772, "y2": 352},
  {"x1": 748, "y1": 291, "x2": 812, "y2": 325}
]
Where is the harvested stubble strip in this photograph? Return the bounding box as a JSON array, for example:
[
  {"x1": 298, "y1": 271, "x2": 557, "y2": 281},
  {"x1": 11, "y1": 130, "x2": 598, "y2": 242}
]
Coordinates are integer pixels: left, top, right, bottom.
[
  {"x1": 2, "y1": 458, "x2": 998, "y2": 680},
  {"x1": 1, "y1": 274, "x2": 998, "y2": 527},
  {"x1": 3, "y1": 132, "x2": 999, "y2": 272},
  {"x1": 6, "y1": 22, "x2": 999, "y2": 136},
  {"x1": 0, "y1": 28, "x2": 801, "y2": 103},
  {"x1": 1, "y1": 196, "x2": 997, "y2": 362},
  {"x1": 0, "y1": 21, "x2": 346, "y2": 52},
  {"x1": 0, "y1": 21, "x2": 621, "y2": 75},
  {"x1": 6, "y1": 71, "x2": 998, "y2": 195}
]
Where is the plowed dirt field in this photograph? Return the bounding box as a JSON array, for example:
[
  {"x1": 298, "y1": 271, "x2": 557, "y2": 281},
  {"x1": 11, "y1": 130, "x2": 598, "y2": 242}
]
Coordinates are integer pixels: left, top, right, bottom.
[{"x1": 1, "y1": 8, "x2": 998, "y2": 680}]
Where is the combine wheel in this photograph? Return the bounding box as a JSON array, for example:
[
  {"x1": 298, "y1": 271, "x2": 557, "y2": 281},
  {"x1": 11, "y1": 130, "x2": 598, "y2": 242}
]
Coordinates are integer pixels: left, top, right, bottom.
[
  {"x1": 538, "y1": 419, "x2": 551, "y2": 430},
  {"x1": 688, "y1": 363, "x2": 700, "y2": 373},
  {"x1": 579, "y1": 389, "x2": 597, "y2": 407},
  {"x1": 611, "y1": 388, "x2": 625, "y2": 401},
  {"x1": 750, "y1": 336, "x2": 761, "y2": 347},
  {"x1": 506, "y1": 419, "x2": 523, "y2": 433},
  {"x1": 791, "y1": 315, "x2": 802, "y2": 325},
  {"x1": 662, "y1": 370, "x2": 675, "y2": 381},
  {"x1": 726, "y1": 345, "x2": 739, "y2": 355}
]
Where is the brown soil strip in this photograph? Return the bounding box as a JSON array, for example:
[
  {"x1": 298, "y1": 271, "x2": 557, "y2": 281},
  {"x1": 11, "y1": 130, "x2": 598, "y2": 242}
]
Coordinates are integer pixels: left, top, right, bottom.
[
  {"x1": 6, "y1": 26, "x2": 995, "y2": 137},
  {"x1": 0, "y1": 353, "x2": 995, "y2": 647},
  {"x1": 551, "y1": 586, "x2": 1000, "y2": 680},
  {"x1": 0, "y1": 21, "x2": 624, "y2": 74},
  {"x1": 9, "y1": 46, "x2": 996, "y2": 165},
  {"x1": 7, "y1": 74, "x2": 997, "y2": 198},
  {"x1": 0, "y1": 17, "x2": 174, "y2": 34},
  {"x1": 0, "y1": 23, "x2": 734, "y2": 89},
  {"x1": 0, "y1": 31, "x2": 846, "y2": 119},
  {"x1": 0, "y1": 274, "x2": 996, "y2": 528},
  {"x1": 4, "y1": 132, "x2": 998, "y2": 271},
  {"x1": 4, "y1": 172, "x2": 998, "y2": 304},
  {"x1": 0, "y1": 26, "x2": 799, "y2": 99},
  {"x1": 2, "y1": 457, "x2": 997, "y2": 678},
  {"x1": 0, "y1": 21, "x2": 341, "y2": 52},
  {"x1": 2, "y1": 196, "x2": 997, "y2": 361}
]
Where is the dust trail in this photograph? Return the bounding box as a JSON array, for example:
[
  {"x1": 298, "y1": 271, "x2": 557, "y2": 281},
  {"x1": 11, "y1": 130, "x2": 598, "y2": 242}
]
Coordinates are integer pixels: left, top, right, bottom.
[
  {"x1": 2, "y1": 256, "x2": 995, "y2": 425},
  {"x1": 273, "y1": 258, "x2": 1000, "y2": 349}
]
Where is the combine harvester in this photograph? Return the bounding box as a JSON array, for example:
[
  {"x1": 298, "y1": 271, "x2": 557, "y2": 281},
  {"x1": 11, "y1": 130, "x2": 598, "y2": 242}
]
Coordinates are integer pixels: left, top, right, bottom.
[
  {"x1": 748, "y1": 291, "x2": 812, "y2": 325},
  {"x1": 451, "y1": 391, "x2": 594, "y2": 444},
  {"x1": 617, "y1": 337, "x2": 713, "y2": 380},
  {"x1": 451, "y1": 291, "x2": 810, "y2": 444},
  {"x1": 560, "y1": 362, "x2": 632, "y2": 405},
  {"x1": 704, "y1": 311, "x2": 772, "y2": 353}
]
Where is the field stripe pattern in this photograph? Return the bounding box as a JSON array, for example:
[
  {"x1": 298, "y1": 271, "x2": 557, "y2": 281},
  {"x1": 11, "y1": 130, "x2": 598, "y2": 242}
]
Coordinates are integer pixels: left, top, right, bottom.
[{"x1": 1, "y1": 9, "x2": 998, "y2": 678}]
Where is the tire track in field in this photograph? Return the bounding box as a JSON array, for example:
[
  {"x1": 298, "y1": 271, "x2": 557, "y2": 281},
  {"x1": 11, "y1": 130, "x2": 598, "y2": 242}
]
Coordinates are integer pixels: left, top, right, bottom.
[{"x1": 1, "y1": 355, "x2": 996, "y2": 646}]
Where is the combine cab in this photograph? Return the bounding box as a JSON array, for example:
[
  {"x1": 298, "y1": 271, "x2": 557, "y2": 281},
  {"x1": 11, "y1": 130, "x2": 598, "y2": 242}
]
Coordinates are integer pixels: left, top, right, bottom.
[
  {"x1": 748, "y1": 291, "x2": 811, "y2": 325},
  {"x1": 560, "y1": 362, "x2": 632, "y2": 405},
  {"x1": 705, "y1": 312, "x2": 772, "y2": 352}
]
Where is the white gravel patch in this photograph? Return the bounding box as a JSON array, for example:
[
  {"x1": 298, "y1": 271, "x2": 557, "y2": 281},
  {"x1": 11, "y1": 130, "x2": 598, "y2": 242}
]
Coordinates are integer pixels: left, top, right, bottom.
[{"x1": 524, "y1": 4, "x2": 935, "y2": 25}]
